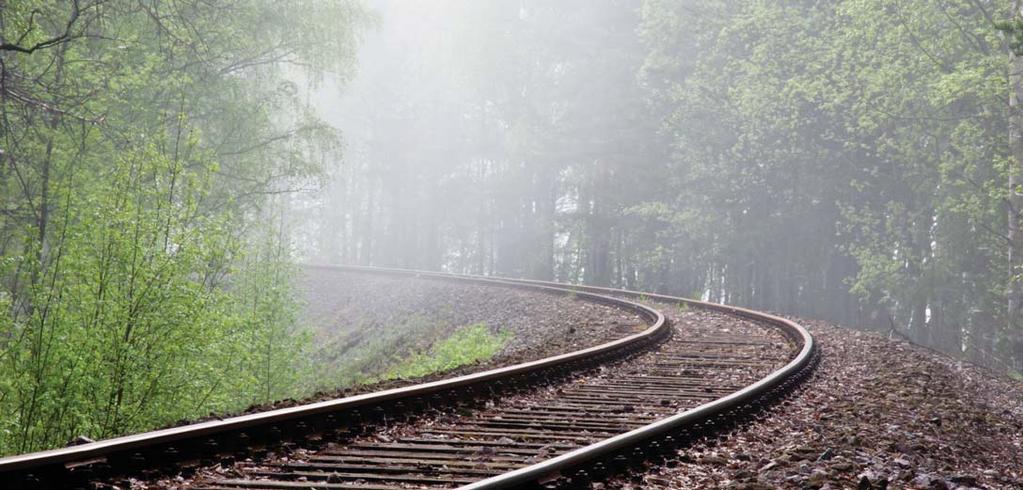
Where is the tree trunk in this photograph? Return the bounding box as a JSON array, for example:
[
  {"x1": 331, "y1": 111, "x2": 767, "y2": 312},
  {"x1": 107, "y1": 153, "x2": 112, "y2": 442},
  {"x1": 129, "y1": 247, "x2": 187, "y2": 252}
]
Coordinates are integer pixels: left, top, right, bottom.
[{"x1": 1008, "y1": 0, "x2": 1023, "y2": 370}]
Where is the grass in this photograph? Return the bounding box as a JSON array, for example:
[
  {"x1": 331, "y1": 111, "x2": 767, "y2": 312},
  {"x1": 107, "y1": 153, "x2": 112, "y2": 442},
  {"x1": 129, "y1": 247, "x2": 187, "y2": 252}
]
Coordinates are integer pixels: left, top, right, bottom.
[
  {"x1": 676, "y1": 302, "x2": 690, "y2": 314},
  {"x1": 315, "y1": 315, "x2": 433, "y2": 384},
  {"x1": 384, "y1": 323, "x2": 511, "y2": 379},
  {"x1": 307, "y1": 318, "x2": 513, "y2": 390}
]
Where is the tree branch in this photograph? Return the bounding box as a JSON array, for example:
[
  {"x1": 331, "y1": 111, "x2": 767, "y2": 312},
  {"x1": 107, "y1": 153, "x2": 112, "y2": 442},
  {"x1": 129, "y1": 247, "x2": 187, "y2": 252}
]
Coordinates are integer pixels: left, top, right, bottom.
[{"x1": 0, "y1": 1, "x2": 82, "y2": 54}]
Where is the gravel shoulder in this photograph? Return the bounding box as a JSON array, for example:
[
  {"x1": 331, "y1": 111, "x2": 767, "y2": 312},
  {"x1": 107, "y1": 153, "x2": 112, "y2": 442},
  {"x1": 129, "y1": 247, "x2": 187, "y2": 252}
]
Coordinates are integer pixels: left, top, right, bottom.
[
  {"x1": 114, "y1": 274, "x2": 1023, "y2": 489},
  {"x1": 181, "y1": 299, "x2": 795, "y2": 489},
  {"x1": 633, "y1": 319, "x2": 1023, "y2": 490},
  {"x1": 298, "y1": 267, "x2": 647, "y2": 362},
  {"x1": 235, "y1": 268, "x2": 647, "y2": 413}
]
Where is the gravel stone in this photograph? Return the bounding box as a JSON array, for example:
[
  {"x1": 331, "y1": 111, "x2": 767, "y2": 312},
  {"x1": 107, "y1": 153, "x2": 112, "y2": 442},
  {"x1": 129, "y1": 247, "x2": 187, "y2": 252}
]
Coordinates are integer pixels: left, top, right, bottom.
[{"x1": 630, "y1": 319, "x2": 1023, "y2": 489}]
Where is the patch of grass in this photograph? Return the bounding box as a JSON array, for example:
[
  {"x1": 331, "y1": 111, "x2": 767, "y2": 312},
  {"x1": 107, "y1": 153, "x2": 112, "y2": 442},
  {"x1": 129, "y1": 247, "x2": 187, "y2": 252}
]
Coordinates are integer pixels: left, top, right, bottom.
[
  {"x1": 676, "y1": 302, "x2": 690, "y2": 314},
  {"x1": 384, "y1": 323, "x2": 511, "y2": 379},
  {"x1": 310, "y1": 314, "x2": 447, "y2": 387},
  {"x1": 1010, "y1": 370, "x2": 1023, "y2": 382}
]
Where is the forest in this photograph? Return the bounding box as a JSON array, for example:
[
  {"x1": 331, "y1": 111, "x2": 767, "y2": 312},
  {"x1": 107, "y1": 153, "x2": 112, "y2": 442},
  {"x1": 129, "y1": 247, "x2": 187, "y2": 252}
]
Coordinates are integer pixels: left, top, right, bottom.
[
  {"x1": 1, "y1": 0, "x2": 1022, "y2": 457},
  {"x1": 0, "y1": 0, "x2": 365, "y2": 454},
  {"x1": 296, "y1": 0, "x2": 1023, "y2": 374}
]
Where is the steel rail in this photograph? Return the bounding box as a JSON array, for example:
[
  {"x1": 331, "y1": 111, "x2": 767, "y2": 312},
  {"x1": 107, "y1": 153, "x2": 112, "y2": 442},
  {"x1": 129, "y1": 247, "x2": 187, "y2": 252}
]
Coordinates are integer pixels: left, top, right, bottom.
[
  {"x1": 313, "y1": 265, "x2": 816, "y2": 490},
  {"x1": 461, "y1": 283, "x2": 815, "y2": 489},
  {"x1": 0, "y1": 270, "x2": 666, "y2": 485}
]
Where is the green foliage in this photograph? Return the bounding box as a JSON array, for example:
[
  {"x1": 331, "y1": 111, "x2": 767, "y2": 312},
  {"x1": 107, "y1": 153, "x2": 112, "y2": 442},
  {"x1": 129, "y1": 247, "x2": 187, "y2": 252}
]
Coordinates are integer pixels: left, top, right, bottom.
[
  {"x1": 228, "y1": 223, "x2": 314, "y2": 404},
  {"x1": 995, "y1": 18, "x2": 1023, "y2": 56},
  {"x1": 676, "y1": 302, "x2": 690, "y2": 315},
  {"x1": 384, "y1": 324, "x2": 511, "y2": 380},
  {"x1": 0, "y1": 0, "x2": 364, "y2": 454},
  {"x1": 309, "y1": 317, "x2": 511, "y2": 389},
  {"x1": 637, "y1": 0, "x2": 1017, "y2": 367},
  {"x1": 311, "y1": 315, "x2": 447, "y2": 388}
]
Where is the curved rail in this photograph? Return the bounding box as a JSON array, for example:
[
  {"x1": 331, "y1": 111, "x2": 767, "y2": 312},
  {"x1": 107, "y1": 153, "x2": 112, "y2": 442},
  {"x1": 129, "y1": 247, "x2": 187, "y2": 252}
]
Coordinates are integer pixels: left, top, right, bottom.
[
  {"x1": 0, "y1": 265, "x2": 815, "y2": 490},
  {"x1": 462, "y1": 282, "x2": 815, "y2": 488},
  {"x1": 321, "y1": 265, "x2": 816, "y2": 489},
  {"x1": 0, "y1": 270, "x2": 667, "y2": 487}
]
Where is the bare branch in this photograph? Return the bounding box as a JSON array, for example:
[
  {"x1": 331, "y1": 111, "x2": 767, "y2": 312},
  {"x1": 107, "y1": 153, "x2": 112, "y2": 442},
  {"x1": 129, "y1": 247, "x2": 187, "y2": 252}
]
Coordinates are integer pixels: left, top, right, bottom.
[{"x1": 0, "y1": 1, "x2": 82, "y2": 54}]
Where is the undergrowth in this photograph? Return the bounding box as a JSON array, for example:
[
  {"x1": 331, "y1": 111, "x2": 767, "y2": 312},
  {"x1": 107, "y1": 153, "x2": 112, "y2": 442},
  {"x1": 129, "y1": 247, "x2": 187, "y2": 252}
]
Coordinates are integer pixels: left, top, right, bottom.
[
  {"x1": 384, "y1": 323, "x2": 511, "y2": 379},
  {"x1": 676, "y1": 302, "x2": 690, "y2": 314}
]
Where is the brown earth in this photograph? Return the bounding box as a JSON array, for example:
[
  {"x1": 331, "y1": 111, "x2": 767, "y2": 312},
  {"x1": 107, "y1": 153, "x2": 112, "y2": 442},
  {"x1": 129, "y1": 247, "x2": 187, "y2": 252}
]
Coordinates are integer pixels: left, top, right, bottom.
[
  {"x1": 196, "y1": 268, "x2": 649, "y2": 418},
  {"x1": 112, "y1": 273, "x2": 1023, "y2": 489},
  {"x1": 169, "y1": 299, "x2": 794, "y2": 489},
  {"x1": 298, "y1": 267, "x2": 647, "y2": 366},
  {"x1": 624, "y1": 320, "x2": 1023, "y2": 490}
]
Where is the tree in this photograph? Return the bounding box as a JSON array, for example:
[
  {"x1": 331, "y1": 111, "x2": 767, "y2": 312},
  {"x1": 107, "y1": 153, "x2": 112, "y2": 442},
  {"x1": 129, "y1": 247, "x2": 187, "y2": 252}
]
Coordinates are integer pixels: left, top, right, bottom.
[
  {"x1": 1007, "y1": 0, "x2": 1023, "y2": 369},
  {"x1": 0, "y1": 0, "x2": 365, "y2": 454}
]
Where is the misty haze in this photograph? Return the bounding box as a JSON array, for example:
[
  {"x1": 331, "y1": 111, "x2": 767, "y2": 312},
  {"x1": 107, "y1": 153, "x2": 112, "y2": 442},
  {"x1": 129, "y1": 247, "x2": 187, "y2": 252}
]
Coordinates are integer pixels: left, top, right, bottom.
[{"x1": 0, "y1": 1, "x2": 1021, "y2": 489}]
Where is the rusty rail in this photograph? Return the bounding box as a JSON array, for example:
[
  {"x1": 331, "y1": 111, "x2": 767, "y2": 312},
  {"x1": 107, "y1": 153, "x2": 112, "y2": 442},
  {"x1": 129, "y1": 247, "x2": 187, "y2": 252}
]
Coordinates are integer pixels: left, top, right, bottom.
[
  {"x1": 0, "y1": 265, "x2": 815, "y2": 489},
  {"x1": 0, "y1": 269, "x2": 668, "y2": 488},
  {"x1": 461, "y1": 280, "x2": 816, "y2": 489},
  {"x1": 323, "y1": 266, "x2": 817, "y2": 489}
]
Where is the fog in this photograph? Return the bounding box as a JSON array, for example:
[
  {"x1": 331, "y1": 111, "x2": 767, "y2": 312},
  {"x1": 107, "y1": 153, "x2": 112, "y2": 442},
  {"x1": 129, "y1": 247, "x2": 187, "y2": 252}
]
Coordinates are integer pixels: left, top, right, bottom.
[
  {"x1": 293, "y1": 0, "x2": 652, "y2": 279},
  {"x1": 287, "y1": 0, "x2": 1023, "y2": 371},
  {"x1": 2, "y1": 3, "x2": 1019, "y2": 451}
]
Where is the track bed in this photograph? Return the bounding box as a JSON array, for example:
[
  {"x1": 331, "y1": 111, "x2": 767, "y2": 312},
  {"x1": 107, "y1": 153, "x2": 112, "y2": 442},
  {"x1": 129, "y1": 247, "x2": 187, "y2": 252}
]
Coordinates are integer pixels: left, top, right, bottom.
[
  {"x1": 0, "y1": 268, "x2": 813, "y2": 490},
  {"x1": 181, "y1": 309, "x2": 792, "y2": 489}
]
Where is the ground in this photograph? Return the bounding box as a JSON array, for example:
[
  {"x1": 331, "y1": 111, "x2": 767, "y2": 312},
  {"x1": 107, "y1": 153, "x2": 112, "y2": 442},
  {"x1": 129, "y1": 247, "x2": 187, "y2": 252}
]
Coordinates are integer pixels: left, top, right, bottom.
[
  {"x1": 629, "y1": 320, "x2": 1023, "y2": 490},
  {"x1": 227, "y1": 268, "x2": 647, "y2": 414},
  {"x1": 147, "y1": 272, "x2": 1023, "y2": 489},
  {"x1": 300, "y1": 272, "x2": 1023, "y2": 489}
]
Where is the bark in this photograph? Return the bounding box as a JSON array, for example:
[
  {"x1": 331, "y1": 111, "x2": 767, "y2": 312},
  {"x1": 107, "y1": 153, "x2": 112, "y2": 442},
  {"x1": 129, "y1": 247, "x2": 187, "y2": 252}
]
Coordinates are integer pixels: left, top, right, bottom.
[
  {"x1": 28, "y1": 42, "x2": 68, "y2": 303},
  {"x1": 1008, "y1": 0, "x2": 1023, "y2": 370}
]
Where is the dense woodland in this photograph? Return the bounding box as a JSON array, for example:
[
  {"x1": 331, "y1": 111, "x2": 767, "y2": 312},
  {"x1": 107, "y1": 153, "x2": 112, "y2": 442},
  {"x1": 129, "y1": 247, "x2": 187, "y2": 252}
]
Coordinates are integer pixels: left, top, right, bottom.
[
  {"x1": 2, "y1": 0, "x2": 1023, "y2": 456},
  {"x1": 298, "y1": 0, "x2": 1023, "y2": 375},
  {"x1": 0, "y1": 1, "x2": 365, "y2": 454}
]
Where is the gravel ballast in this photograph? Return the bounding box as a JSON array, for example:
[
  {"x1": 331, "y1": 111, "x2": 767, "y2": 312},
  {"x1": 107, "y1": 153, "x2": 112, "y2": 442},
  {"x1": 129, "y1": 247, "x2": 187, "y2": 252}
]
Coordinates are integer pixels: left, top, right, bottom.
[
  {"x1": 182, "y1": 300, "x2": 795, "y2": 489},
  {"x1": 630, "y1": 319, "x2": 1023, "y2": 490},
  {"x1": 88, "y1": 272, "x2": 1023, "y2": 489},
  {"x1": 127, "y1": 270, "x2": 654, "y2": 488},
  {"x1": 199, "y1": 268, "x2": 650, "y2": 416},
  {"x1": 298, "y1": 267, "x2": 648, "y2": 374}
]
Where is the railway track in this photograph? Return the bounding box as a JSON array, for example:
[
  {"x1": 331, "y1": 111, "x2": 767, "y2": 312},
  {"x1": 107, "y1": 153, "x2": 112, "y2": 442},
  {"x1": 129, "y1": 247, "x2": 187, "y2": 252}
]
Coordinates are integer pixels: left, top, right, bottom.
[{"x1": 0, "y1": 266, "x2": 815, "y2": 489}]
